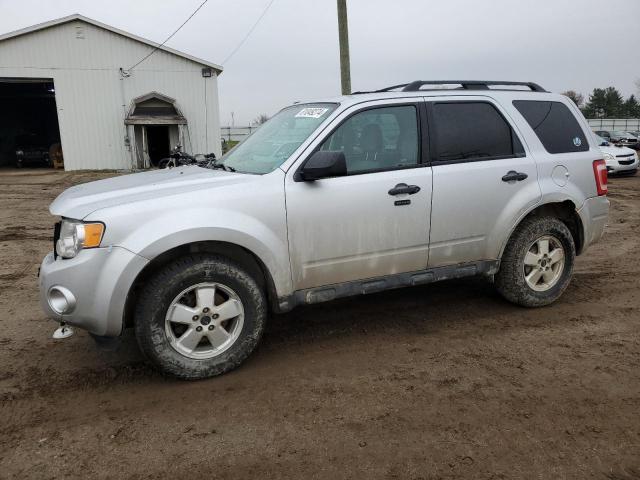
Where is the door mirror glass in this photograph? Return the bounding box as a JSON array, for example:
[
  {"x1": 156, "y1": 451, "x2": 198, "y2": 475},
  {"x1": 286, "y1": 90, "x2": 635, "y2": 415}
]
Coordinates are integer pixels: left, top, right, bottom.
[{"x1": 299, "y1": 151, "x2": 347, "y2": 181}]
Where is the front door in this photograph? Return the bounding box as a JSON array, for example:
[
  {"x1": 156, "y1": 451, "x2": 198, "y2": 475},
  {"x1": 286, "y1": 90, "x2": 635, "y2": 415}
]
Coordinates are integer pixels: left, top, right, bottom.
[
  {"x1": 285, "y1": 102, "x2": 432, "y2": 290},
  {"x1": 426, "y1": 98, "x2": 541, "y2": 267}
]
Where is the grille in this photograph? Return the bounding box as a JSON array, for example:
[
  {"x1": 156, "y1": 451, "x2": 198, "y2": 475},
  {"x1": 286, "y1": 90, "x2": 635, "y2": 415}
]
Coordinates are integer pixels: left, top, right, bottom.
[
  {"x1": 619, "y1": 159, "x2": 635, "y2": 165},
  {"x1": 53, "y1": 221, "x2": 61, "y2": 259},
  {"x1": 616, "y1": 153, "x2": 634, "y2": 158}
]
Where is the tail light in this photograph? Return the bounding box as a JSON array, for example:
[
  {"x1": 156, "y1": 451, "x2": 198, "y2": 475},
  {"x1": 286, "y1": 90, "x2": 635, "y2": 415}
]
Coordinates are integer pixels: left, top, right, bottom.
[{"x1": 592, "y1": 159, "x2": 608, "y2": 196}]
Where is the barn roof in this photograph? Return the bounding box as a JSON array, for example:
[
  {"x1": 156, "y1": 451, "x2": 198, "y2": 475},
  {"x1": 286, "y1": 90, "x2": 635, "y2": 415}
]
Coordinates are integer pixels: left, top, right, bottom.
[{"x1": 0, "y1": 13, "x2": 223, "y2": 73}]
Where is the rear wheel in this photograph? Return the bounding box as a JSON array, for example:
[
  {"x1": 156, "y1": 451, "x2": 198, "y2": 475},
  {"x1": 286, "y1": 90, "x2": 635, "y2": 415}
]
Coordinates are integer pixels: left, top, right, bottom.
[
  {"x1": 495, "y1": 216, "x2": 575, "y2": 307},
  {"x1": 134, "y1": 254, "x2": 267, "y2": 379}
]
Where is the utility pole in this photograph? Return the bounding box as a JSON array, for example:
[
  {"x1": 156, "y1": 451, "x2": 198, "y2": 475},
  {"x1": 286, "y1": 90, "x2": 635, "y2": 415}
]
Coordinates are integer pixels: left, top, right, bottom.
[{"x1": 336, "y1": 0, "x2": 351, "y2": 95}]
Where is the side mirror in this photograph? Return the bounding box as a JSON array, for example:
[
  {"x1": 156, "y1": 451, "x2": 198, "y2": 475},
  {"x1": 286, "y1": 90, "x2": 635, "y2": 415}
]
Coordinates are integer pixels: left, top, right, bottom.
[{"x1": 298, "y1": 151, "x2": 347, "y2": 181}]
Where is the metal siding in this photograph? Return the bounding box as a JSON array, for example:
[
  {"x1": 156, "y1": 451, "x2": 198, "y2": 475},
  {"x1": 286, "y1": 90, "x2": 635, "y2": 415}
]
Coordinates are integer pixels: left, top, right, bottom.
[{"x1": 0, "y1": 20, "x2": 221, "y2": 170}]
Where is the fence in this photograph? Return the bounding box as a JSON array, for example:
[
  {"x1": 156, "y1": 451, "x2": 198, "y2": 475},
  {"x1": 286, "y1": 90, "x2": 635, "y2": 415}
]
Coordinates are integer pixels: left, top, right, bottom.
[
  {"x1": 220, "y1": 126, "x2": 258, "y2": 143},
  {"x1": 587, "y1": 118, "x2": 640, "y2": 131}
]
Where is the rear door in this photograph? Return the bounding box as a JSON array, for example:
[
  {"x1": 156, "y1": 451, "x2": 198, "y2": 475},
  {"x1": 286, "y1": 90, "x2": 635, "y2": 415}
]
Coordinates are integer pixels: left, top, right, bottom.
[{"x1": 426, "y1": 96, "x2": 541, "y2": 267}]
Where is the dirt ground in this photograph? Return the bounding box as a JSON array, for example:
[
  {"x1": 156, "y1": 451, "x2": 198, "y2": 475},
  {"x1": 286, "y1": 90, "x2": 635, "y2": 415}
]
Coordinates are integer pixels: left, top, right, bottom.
[{"x1": 0, "y1": 168, "x2": 638, "y2": 479}]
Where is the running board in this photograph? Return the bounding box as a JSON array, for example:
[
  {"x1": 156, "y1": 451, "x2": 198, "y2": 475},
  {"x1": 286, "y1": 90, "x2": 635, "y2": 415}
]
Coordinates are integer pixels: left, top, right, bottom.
[{"x1": 276, "y1": 260, "x2": 499, "y2": 312}]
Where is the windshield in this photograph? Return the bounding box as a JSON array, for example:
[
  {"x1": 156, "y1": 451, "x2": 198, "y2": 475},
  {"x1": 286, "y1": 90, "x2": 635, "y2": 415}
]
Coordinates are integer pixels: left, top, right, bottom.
[
  {"x1": 612, "y1": 131, "x2": 629, "y2": 137},
  {"x1": 595, "y1": 135, "x2": 608, "y2": 145},
  {"x1": 221, "y1": 103, "x2": 338, "y2": 174}
]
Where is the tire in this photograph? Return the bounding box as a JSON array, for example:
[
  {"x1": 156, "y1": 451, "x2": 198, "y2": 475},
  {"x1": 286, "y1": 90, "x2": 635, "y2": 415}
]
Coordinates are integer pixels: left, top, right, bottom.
[
  {"x1": 495, "y1": 216, "x2": 575, "y2": 307},
  {"x1": 134, "y1": 254, "x2": 267, "y2": 379},
  {"x1": 158, "y1": 158, "x2": 170, "y2": 169}
]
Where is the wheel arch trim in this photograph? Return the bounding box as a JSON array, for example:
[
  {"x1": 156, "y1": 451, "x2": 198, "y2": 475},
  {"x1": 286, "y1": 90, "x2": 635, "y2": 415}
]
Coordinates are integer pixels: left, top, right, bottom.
[
  {"x1": 497, "y1": 195, "x2": 585, "y2": 261},
  {"x1": 122, "y1": 237, "x2": 285, "y2": 330}
]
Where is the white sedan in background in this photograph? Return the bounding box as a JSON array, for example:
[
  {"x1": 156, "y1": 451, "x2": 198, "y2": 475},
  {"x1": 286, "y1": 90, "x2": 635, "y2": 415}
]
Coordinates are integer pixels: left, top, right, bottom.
[{"x1": 595, "y1": 134, "x2": 638, "y2": 175}]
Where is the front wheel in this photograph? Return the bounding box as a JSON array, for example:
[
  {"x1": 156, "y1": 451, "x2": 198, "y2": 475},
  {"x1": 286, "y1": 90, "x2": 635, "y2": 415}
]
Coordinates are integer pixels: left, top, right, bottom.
[
  {"x1": 134, "y1": 254, "x2": 267, "y2": 379},
  {"x1": 495, "y1": 216, "x2": 575, "y2": 307}
]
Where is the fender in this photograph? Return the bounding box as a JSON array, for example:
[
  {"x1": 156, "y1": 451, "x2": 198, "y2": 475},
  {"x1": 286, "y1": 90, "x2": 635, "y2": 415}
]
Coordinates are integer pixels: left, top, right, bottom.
[
  {"x1": 85, "y1": 170, "x2": 292, "y2": 299},
  {"x1": 121, "y1": 208, "x2": 292, "y2": 298},
  {"x1": 496, "y1": 191, "x2": 584, "y2": 261}
]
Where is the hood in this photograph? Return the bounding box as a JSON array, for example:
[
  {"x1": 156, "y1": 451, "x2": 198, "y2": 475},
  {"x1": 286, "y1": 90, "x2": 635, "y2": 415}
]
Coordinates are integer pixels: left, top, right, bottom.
[
  {"x1": 50, "y1": 166, "x2": 255, "y2": 219},
  {"x1": 599, "y1": 144, "x2": 637, "y2": 157}
]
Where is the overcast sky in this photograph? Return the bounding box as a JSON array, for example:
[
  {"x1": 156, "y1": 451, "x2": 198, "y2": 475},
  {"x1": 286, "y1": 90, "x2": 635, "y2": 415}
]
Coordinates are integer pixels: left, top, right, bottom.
[{"x1": 1, "y1": 0, "x2": 639, "y2": 125}]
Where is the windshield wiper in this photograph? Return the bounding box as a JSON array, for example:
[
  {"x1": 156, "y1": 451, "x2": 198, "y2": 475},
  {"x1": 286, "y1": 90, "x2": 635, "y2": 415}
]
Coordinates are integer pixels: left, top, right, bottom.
[{"x1": 208, "y1": 160, "x2": 236, "y2": 172}]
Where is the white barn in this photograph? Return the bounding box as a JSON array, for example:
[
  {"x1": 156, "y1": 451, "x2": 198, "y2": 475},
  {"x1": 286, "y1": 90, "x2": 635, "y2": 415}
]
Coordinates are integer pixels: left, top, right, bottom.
[{"x1": 0, "y1": 14, "x2": 223, "y2": 170}]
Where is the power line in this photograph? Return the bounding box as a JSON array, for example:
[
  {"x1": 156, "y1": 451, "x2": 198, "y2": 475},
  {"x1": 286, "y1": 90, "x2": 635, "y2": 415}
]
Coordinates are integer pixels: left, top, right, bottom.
[
  {"x1": 222, "y1": 0, "x2": 276, "y2": 65},
  {"x1": 127, "y1": 0, "x2": 209, "y2": 72}
]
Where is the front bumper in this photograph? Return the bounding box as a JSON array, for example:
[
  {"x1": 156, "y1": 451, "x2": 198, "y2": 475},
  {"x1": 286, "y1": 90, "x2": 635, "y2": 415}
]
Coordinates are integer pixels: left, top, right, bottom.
[
  {"x1": 577, "y1": 195, "x2": 609, "y2": 253},
  {"x1": 606, "y1": 157, "x2": 638, "y2": 174},
  {"x1": 39, "y1": 247, "x2": 148, "y2": 337}
]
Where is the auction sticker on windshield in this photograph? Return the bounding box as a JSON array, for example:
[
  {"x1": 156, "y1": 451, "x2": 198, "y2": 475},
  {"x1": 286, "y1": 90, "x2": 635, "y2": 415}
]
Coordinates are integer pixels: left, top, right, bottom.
[{"x1": 295, "y1": 107, "x2": 329, "y2": 119}]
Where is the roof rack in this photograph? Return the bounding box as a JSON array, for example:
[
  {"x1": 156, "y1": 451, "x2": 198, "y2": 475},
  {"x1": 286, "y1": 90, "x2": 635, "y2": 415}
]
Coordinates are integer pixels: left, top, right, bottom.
[{"x1": 360, "y1": 80, "x2": 547, "y2": 94}]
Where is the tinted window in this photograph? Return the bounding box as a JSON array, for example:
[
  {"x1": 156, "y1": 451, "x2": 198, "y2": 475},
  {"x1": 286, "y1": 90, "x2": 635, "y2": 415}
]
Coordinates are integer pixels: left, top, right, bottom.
[
  {"x1": 513, "y1": 100, "x2": 589, "y2": 154},
  {"x1": 432, "y1": 102, "x2": 524, "y2": 162},
  {"x1": 319, "y1": 105, "x2": 419, "y2": 174}
]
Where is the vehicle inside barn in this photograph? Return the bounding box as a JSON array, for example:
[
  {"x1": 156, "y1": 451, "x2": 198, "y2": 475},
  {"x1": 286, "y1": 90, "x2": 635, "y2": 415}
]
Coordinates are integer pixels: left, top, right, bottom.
[{"x1": 0, "y1": 78, "x2": 61, "y2": 168}]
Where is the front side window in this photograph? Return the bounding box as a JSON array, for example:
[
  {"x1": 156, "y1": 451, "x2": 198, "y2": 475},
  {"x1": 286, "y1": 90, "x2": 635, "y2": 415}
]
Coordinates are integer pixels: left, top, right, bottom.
[
  {"x1": 431, "y1": 102, "x2": 524, "y2": 162},
  {"x1": 513, "y1": 100, "x2": 589, "y2": 154},
  {"x1": 222, "y1": 103, "x2": 337, "y2": 174},
  {"x1": 318, "y1": 105, "x2": 419, "y2": 174}
]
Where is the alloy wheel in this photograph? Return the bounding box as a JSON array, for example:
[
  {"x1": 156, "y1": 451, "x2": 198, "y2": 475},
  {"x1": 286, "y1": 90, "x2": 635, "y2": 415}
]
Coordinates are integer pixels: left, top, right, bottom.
[
  {"x1": 523, "y1": 235, "x2": 565, "y2": 292},
  {"x1": 164, "y1": 282, "x2": 244, "y2": 359}
]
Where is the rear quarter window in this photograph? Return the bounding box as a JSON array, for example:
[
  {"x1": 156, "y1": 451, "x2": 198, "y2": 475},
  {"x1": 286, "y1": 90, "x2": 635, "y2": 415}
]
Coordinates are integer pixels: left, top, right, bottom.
[{"x1": 513, "y1": 100, "x2": 589, "y2": 154}]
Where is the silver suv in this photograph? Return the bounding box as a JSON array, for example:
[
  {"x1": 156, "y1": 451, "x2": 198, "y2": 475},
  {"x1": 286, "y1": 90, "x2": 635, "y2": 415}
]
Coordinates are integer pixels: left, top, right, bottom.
[{"x1": 39, "y1": 80, "x2": 610, "y2": 379}]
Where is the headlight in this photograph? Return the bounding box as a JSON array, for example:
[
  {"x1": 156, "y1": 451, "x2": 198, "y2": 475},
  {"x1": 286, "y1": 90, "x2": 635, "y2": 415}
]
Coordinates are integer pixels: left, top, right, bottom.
[
  {"x1": 16, "y1": 150, "x2": 24, "y2": 156},
  {"x1": 56, "y1": 219, "x2": 105, "y2": 259},
  {"x1": 603, "y1": 153, "x2": 614, "y2": 162}
]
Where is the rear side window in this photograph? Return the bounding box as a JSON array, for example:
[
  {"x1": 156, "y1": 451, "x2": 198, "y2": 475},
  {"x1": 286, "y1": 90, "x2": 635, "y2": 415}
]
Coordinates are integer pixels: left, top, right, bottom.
[
  {"x1": 513, "y1": 100, "x2": 589, "y2": 154},
  {"x1": 431, "y1": 102, "x2": 524, "y2": 162}
]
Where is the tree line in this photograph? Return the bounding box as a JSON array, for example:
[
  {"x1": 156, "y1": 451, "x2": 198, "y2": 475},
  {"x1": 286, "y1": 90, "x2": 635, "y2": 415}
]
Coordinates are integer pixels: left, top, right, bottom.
[{"x1": 562, "y1": 85, "x2": 640, "y2": 118}]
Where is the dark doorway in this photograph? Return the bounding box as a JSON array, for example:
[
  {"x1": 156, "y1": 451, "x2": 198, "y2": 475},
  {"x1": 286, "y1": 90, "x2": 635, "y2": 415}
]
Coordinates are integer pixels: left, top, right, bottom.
[
  {"x1": 0, "y1": 78, "x2": 61, "y2": 168},
  {"x1": 146, "y1": 125, "x2": 170, "y2": 166}
]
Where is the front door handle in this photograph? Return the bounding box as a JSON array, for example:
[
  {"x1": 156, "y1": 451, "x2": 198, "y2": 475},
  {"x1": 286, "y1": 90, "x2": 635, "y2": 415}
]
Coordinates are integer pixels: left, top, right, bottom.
[
  {"x1": 501, "y1": 171, "x2": 528, "y2": 182},
  {"x1": 388, "y1": 183, "x2": 421, "y2": 196}
]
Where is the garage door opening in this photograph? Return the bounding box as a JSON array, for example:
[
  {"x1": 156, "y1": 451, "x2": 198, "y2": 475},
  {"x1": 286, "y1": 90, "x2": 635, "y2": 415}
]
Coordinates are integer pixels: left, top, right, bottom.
[{"x1": 0, "y1": 78, "x2": 61, "y2": 169}]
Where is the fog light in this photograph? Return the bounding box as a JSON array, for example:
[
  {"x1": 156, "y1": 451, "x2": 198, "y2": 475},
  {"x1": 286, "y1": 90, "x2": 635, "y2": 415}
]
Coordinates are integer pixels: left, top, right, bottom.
[{"x1": 48, "y1": 286, "x2": 76, "y2": 314}]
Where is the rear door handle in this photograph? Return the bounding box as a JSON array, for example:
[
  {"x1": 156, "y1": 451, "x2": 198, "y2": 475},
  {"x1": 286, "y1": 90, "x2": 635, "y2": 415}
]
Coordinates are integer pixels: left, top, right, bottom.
[
  {"x1": 501, "y1": 170, "x2": 528, "y2": 182},
  {"x1": 388, "y1": 183, "x2": 421, "y2": 196}
]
